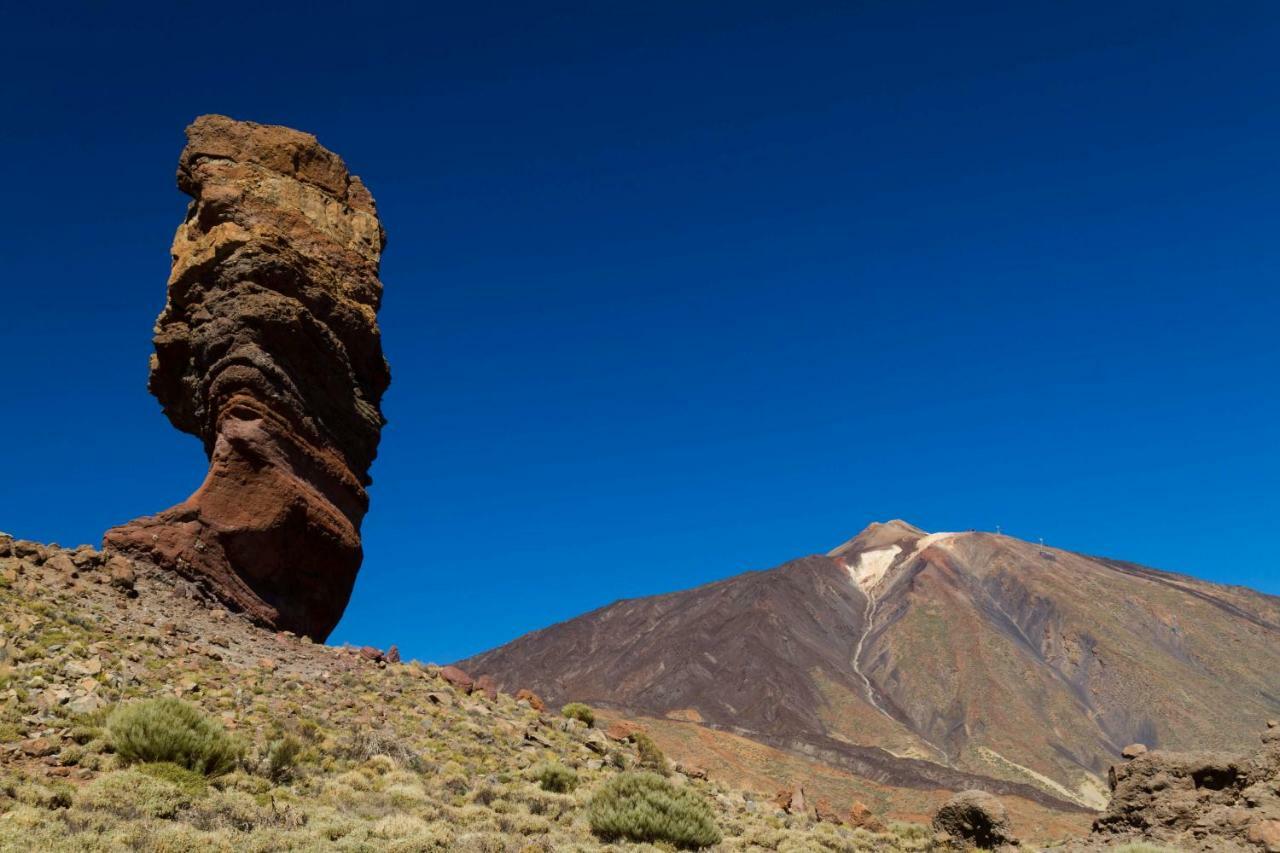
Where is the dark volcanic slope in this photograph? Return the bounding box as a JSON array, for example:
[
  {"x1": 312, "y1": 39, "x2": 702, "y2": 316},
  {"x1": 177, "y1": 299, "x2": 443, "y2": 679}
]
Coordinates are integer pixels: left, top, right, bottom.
[{"x1": 461, "y1": 521, "x2": 1280, "y2": 809}]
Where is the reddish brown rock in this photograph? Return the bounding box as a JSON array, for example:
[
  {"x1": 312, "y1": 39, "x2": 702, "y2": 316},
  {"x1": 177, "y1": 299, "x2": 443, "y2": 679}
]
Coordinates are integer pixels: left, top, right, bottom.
[
  {"x1": 515, "y1": 688, "x2": 545, "y2": 711},
  {"x1": 847, "y1": 801, "x2": 887, "y2": 833},
  {"x1": 474, "y1": 674, "x2": 499, "y2": 702},
  {"x1": 103, "y1": 115, "x2": 389, "y2": 641},
  {"x1": 438, "y1": 665, "x2": 475, "y2": 694},
  {"x1": 18, "y1": 738, "x2": 58, "y2": 758},
  {"x1": 814, "y1": 797, "x2": 843, "y2": 824},
  {"x1": 385, "y1": 645, "x2": 400, "y2": 664},
  {"x1": 605, "y1": 720, "x2": 645, "y2": 742},
  {"x1": 774, "y1": 785, "x2": 812, "y2": 818}
]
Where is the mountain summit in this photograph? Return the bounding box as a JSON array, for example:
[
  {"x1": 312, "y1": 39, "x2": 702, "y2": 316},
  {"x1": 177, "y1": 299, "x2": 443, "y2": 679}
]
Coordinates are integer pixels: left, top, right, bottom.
[{"x1": 461, "y1": 523, "x2": 1280, "y2": 817}]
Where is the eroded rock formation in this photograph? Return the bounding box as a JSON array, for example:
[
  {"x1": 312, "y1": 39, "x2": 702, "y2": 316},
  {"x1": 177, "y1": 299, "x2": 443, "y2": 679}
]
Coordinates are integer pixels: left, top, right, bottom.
[
  {"x1": 104, "y1": 115, "x2": 389, "y2": 640},
  {"x1": 1087, "y1": 722, "x2": 1280, "y2": 851}
]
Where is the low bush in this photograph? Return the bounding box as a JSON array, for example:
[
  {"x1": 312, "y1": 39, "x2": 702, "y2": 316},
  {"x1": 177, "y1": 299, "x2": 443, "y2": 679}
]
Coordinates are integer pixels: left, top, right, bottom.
[
  {"x1": 532, "y1": 761, "x2": 578, "y2": 793},
  {"x1": 106, "y1": 697, "x2": 240, "y2": 776},
  {"x1": 586, "y1": 771, "x2": 721, "y2": 850},
  {"x1": 76, "y1": 768, "x2": 194, "y2": 819},
  {"x1": 264, "y1": 735, "x2": 303, "y2": 783},
  {"x1": 633, "y1": 732, "x2": 668, "y2": 775},
  {"x1": 560, "y1": 702, "x2": 595, "y2": 727}
]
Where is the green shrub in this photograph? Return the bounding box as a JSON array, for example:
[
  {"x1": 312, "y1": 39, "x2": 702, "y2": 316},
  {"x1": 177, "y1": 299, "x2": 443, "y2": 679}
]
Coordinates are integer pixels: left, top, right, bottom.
[
  {"x1": 264, "y1": 735, "x2": 303, "y2": 783},
  {"x1": 533, "y1": 761, "x2": 578, "y2": 793},
  {"x1": 587, "y1": 771, "x2": 721, "y2": 850},
  {"x1": 106, "y1": 698, "x2": 240, "y2": 776},
  {"x1": 633, "y1": 732, "x2": 668, "y2": 775},
  {"x1": 561, "y1": 702, "x2": 595, "y2": 727}
]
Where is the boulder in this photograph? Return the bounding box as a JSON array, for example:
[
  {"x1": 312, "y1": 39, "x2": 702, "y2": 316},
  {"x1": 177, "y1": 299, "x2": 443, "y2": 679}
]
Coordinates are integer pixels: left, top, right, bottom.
[
  {"x1": 103, "y1": 115, "x2": 389, "y2": 642},
  {"x1": 847, "y1": 800, "x2": 887, "y2": 833},
  {"x1": 105, "y1": 556, "x2": 136, "y2": 594},
  {"x1": 515, "y1": 688, "x2": 545, "y2": 711},
  {"x1": 814, "y1": 797, "x2": 843, "y2": 824},
  {"x1": 774, "y1": 785, "x2": 812, "y2": 818},
  {"x1": 438, "y1": 665, "x2": 475, "y2": 694},
  {"x1": 474, "y1": 674, "x2": 498, "y2": 702},
  {"x1": 1121, "y1": 743, "x2": 1148, "y2": 759},
  {"x1": 931, "y1": 790, "x2": 1015, "y2": 849},
  {"x1": 44, "y1": 553, "x2": 78, "y2": 577},
  {"x1": 1090, "y1": 725, "x2": 1280, "y2": 849}
]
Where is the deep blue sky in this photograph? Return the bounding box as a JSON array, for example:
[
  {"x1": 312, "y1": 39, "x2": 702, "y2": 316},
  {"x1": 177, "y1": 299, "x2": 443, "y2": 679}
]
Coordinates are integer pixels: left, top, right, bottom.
[{"x1": 1, "y1": 2, "x2": 1277, "y2": 662}]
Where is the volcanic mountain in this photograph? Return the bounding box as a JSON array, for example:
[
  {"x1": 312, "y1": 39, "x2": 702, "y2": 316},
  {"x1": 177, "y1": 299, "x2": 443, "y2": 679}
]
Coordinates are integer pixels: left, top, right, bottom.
[{"x1": 461, "y1": 521, "x2": 1280, "y2": 818}]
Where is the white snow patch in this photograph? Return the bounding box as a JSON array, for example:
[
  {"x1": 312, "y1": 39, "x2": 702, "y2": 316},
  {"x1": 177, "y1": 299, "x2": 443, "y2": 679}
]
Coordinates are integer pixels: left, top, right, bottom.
[{"x1": 846, "y1": 546, "x2": 901, "y2": 592}]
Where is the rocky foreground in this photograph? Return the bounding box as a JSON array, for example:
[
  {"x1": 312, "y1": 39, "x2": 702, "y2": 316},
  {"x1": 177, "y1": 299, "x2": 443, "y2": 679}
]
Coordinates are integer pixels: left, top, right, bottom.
[
  {"x1": 0, "y1": 533, "x2": 973, "y2": 852},
  {"x1": 6, "y1": 534, "x2": 1277, "y2": 851}
]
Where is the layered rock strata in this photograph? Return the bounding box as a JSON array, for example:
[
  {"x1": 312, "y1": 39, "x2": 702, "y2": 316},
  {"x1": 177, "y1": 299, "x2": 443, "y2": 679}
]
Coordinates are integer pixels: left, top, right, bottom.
[{"x1": 104, "y1": 115, "x2": 389, "y2": 640}]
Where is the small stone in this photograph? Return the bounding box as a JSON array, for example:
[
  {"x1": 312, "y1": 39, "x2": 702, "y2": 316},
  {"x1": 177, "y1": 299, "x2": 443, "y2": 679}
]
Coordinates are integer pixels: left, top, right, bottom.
[
  {"x1": 18, "y1": 737, "x2": 58, "y2": 757},
  {"x1": 64, "y1": 657, "x2": 102, "y2": 677},
  {"x1": 66, "y1": 694, "x2": 104, "y2": 715},
  {"x1": 257, "y1": 658, "x2": 277, "y2": 672}
]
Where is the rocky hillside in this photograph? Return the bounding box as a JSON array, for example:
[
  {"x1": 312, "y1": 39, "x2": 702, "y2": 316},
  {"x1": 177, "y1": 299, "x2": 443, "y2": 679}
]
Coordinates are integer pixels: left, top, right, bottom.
[
  {"x1": 461, "y1": 520, "x2": 1280, "y2": 821},
  {"x1": 0, "y1": 532, "x2": 973, "y2": 851}
]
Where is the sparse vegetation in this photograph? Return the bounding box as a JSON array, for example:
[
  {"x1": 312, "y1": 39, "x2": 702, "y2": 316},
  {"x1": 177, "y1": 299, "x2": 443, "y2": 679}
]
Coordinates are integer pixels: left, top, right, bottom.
[
  {"x1": 561, "y1": 701, "x2": 595, "y2": 727},
  {"x1": 0, "y1": 542, "x2": 994, "y2": 851},
  {"x1": 106, "y1": 697, "x2": 240, "y2": 776},
  {"x1": 586, "y1": 770, "x2": 721, "y2": 849},
  {"x1": 634, "y1": 731, "x2": 669, "y2": 775}
]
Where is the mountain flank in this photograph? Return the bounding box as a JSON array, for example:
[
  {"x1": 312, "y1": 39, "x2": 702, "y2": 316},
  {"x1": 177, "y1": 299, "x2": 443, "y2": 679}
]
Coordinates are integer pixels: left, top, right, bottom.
[{"x1": 461, "y1": 521, "x2": 1280, "y2": 819}]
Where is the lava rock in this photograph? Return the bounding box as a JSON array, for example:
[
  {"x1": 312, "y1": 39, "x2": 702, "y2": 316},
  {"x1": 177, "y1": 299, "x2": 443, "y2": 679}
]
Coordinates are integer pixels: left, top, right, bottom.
[
  {"x1": 932, "y1": 789, "x2": 1016, "y2": 849},
  {"x1": 102, "y1": 115, "x2": 390, "y2": 641},
  {"x1": 1122, "y1": 743, "x2": 1148, "y2": 759}
]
